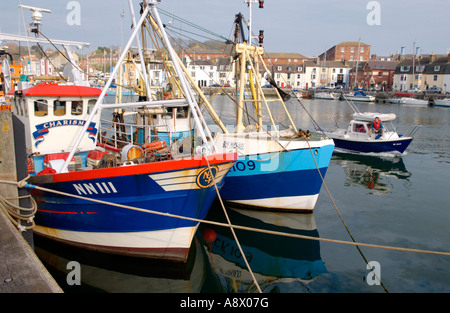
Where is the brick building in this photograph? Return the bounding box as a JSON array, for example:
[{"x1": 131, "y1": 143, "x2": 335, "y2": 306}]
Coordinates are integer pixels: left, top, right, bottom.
[{"x1": 319, "y1": 41, "x2": 371, "y2": 62}]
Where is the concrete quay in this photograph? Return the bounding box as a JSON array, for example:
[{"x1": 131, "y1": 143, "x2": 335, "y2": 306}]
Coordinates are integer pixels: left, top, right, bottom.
[
  {"x1": 0, "y1": 110, "x2": 61, "y2": 293},
  {"x1": 0, "y1": 208, "x2": 62, "y2": 293}
]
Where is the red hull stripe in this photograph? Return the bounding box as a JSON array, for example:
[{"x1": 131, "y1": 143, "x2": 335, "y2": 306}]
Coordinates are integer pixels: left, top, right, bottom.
[
  {"x1": 51, "y1": 153, "x2": 236, "y2": 183},
  {"x1": 37, "y1": 209, "x2": 98, "y2": 215}
]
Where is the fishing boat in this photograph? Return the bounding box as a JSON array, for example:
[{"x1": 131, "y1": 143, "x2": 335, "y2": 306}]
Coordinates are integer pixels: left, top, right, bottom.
[
  {"x1": 325, "y1": 111, "x2": 420, "y2": 154},
  {"x1": 343, "y1": 90, "x2": 375, "y2": 102},
  {"x1": 144, "y1": 3, "x2": 334, "y2": 212},
  {"x1": 433, "y1": 98, "x2": 450, "y2": 107},
  {"x1": 7, "y1": 2, "x2": 236, "y2": 262}
]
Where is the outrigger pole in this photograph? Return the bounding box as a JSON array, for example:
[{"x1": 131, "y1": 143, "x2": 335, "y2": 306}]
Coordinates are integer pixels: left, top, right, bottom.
[
  {"x1": 62, "y1": 0, "x2": 215, "y2": 172},
  {"x1": 61, "y1": 3, "x2": 151, "y2": 173}
]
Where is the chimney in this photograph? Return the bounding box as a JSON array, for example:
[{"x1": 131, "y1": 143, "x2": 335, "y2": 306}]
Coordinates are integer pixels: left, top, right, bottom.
[
  {"x1": 430, "y1": 52, "x2": 435, "y2": 63},
  {"x1": 371, "y1": 54, "x2": 377, "y2": 60}
]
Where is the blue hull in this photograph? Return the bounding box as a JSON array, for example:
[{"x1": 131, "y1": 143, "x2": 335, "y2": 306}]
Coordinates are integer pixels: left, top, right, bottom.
[
  {"x1": 28, "y1": 156, "x2": 235, "y2": 261},
  {"x1": 333, "y1": 137, "x2": 413, "y2": 154},
  {"x1": 219, "y1": 143, "x2": 335, "y2": 211}
]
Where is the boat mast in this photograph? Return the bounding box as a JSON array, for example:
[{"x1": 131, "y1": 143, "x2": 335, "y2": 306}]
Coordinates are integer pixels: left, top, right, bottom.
[
  {"x1": 62, "y1": 3, "x2": 152, "y2": 172},
  {"x1": 354, "y1": 38, "x2": 361, "y2": 89},
  {"x1": 148, "y1": 0, "x2": 216, "y2": 152}
]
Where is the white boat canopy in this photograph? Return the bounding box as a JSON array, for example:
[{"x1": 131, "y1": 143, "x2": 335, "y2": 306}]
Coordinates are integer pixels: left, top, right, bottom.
[{"x1": 352, "y1": 112, "x2": 397, "y2": 122}]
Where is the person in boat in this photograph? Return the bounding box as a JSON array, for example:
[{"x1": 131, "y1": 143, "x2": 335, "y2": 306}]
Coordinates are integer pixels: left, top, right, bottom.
[{"x1": 369, "y1": 117, "x2": 384, "y2": 139}]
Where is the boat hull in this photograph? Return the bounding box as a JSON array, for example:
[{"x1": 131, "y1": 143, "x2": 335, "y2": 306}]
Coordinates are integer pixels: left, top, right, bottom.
[
  {"x1": 215, "y1": 135, "x2": 335, "y2": 212},
  {"x1": 331, "y1": 137, "x2": 413, "y2": 154},
  {"x1": 28, "y1": 154, "x2": 235, "y2": 262}
]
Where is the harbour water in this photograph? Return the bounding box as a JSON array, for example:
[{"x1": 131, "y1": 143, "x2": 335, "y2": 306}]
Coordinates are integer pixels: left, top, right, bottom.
[{"x1": 34, "y1": 95, "x2": 450, "y2": 293}]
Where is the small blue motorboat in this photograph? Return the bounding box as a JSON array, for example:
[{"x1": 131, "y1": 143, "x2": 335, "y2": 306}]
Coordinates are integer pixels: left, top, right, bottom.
[{"x1": 325, "y1": 112, "x2": 421, "y2": 154}]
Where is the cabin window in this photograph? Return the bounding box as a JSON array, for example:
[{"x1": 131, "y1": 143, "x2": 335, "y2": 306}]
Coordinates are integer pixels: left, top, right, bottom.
[
  {"x1": 53, "y1": 100, "x2": 66, "y2": 116},
  {"x1": 34, "y1": 99, "x2": 48, "y2": 116},
  {"x1": 176, "y1": 107, "x2": 188, "y2": 119},
  {"x1": 87, "y1": 99, "x2": 96, "y2": 114},
  {"x1": 353, "y1": 123, "x2": 366, "y2": 133},
  {"x1": 71, "y1": 101, "x2": 83, "y2": 115}
]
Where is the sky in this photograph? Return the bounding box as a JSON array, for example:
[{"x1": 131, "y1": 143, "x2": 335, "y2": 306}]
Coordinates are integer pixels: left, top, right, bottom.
[{"x1": 1, "y1": 0, "x2": 449, "y2": 58}]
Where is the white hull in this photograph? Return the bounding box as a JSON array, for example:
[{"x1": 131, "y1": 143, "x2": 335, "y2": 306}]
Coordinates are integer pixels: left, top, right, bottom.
[
  {"x1": 227, "y1": 194, "x2": 320, "y2": 211},
  {"x1": 34, "y1": 225, "x2": 198, "y2": 259},
  {"x1": 434, "y1": 99, "x2": 450, "y2": 107}
]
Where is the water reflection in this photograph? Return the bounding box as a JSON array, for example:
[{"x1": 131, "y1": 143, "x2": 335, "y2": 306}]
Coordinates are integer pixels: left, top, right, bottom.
[
  {"x1": 332, "y1": 151, "x2": 411, "y2": 193},
  {"x1": 197, "y1": 204, "x2": 326, "y2": 293},
  {"x1": 34, "y1": 235, "x2": 212, "y2": 293}
]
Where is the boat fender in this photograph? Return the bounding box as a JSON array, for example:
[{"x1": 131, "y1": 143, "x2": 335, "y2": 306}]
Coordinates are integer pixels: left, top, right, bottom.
[
  {"x1": 122, "y1": 160, "x2": 135, "y2": 166},
  {"x1": 142, "y1": 141, "x2": 167, "y2": 151}
]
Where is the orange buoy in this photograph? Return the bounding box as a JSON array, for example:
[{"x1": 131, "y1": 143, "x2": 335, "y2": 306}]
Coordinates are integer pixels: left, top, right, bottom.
[{"x1": 202, "y1": 228, "x2": 216, "y2": 244}]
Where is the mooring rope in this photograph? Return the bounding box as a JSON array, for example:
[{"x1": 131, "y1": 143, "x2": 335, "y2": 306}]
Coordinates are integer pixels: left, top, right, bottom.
[
  {"x1": 203, "y1": 156, "x2": 262, "y2": 293},
  {"x1": 0, "y1": 194, "x2": 37, "y2": 231},
  {"x1": 302, "y1": 135, "x2": 389, "y2": 292},
  {"x1": 1, "y1": 177, "x2": 450, "y2": 259}
]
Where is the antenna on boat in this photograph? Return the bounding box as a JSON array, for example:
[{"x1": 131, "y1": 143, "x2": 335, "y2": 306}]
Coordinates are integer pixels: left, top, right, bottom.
[{"x1": 18, "y1": 4, "x2": 52, "y2": 35}]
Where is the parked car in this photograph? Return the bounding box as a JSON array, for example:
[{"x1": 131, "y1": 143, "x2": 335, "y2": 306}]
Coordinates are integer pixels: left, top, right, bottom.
[{"x1": 426, "y1": 87, "x2": 442, "y2": 94}]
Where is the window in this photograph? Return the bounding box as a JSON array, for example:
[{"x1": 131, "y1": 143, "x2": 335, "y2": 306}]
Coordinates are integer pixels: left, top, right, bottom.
[
  {"x1": 401, "y1": 66, "x2": 410, "y2": 72},
  {"x1": 353, "y1": 123, "x2": 366, "y2": 133},
  {"x1": 277, "y1": 66, "x2": 282, "y2": 71},
  {"x1": 34, "y1": 99, "x2": 48, "y2": 116},
  {"x1": 433, "y1": 75, "x2": 438, "y2": 81},
  {"x1": 54, "y1": 100, "x2": 66, "y2": 116},
  {"x1": 434, "y1": 66, "x2": 440, "y2": 71},
  {"x1": 87, "y1": 99, "x2": 96, "y2": 114},
  {"x1": 341, "y1": 47, "x2": 345, "y2": 52},
  {"x1": 71, "y1": 101, "x2": 83, "y2": 115}
]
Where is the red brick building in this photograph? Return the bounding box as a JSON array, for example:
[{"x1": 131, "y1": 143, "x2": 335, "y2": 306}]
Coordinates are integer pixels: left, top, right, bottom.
[
  {"x1": 319, "y1": 41, "x2": 371, "y2": 62},
  {"x1": 349, "y1": 60, "x2": 398, "y2": 90}
]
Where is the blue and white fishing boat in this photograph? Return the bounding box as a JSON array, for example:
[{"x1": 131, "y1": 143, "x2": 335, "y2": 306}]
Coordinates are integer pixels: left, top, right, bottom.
[
  {"x1": 139, "y1": 1, "x2": 334, "y2": 212},
  {"x1": 209, "y1": 9, "x2": 334, "y2": 211},
  {"x1": 8, "y1": 1, "x2": 236, "y2": 262}
]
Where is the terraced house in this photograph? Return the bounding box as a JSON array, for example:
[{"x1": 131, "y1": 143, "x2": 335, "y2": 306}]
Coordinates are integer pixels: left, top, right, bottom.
[{"x1": 393, "y1": 53, "x2": 450, "y2": 92}]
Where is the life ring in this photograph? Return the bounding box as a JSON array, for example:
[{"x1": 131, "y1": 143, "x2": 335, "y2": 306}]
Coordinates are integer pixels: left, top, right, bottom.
[{"x1": 142, "y1": 140, "x2": 167, "y2": 151}]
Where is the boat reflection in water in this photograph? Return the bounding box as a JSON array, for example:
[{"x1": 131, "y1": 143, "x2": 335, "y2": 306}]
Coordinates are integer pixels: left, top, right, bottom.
[
  {"x1": 197, "y1": 205, "x2": 327, "y2": 293},
  {"x1": 332, "y1": 151, "x2": 411, "y2": 193},
  {"x1": 34, "y1": 235, "x2": 213, "y2": 293}
]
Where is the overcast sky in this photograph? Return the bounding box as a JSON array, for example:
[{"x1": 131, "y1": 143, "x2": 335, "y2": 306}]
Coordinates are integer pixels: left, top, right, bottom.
[{"x1": 1, "y1": 0, "x2": 449, "y2": 58}]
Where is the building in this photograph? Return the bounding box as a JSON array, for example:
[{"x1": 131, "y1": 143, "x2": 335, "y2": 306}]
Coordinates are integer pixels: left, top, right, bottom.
[
  {"x1": 263, "y1": 52, "x2": 308, "y2": 65},
  {"x1": 319, "y1": 41, "x2": 371, "y2": 62},
  {"x1": 393, "y1": 53, "x2": 450, "y2": 92},
  {"x1": 349, "y1": 59, "x2": 398, "y2": 90}
]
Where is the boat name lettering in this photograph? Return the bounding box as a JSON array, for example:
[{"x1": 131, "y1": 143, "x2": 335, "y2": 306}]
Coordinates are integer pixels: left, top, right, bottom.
[
  {"x1": 32, "y1": 119, "x2": 98, "y2": 147},
  {"x1": 222, "y1": 141, "x2": 244, "y2": 150},
  {"x1": 213, "y1": 237, "x2": 253, "y2": 263},
  {"x1": 230, "y1": 160, "x2": 256, "y2": 172},
  {"x1": 73, "y1": 182, "x2": 118, "y2": 195}
]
